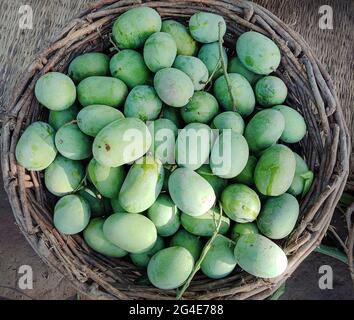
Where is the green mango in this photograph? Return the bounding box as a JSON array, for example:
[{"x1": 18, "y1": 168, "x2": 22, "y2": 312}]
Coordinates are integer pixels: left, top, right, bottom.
[
  {"x1": 173, "y1": 55, "x2": 209, "y2": 91},
  {"x1": 48, "y1": 104, "x2": 79, "y2": 130},
  {"x1": 168, "y1": 168, "x2": 216, "y2": 216},
  {"x1": 231, "y1": 222, "x2": 259, "y2": 243},
  {"x1": 233, "y1": 155, "x2": 257, "y2": 186},
  {"x1": 258, "y1": 193, "x2": 299, "y2": 239},
  {"x1": 143, "y1": 32, "x2": 177, "y2": 72},
  {"x1": 112, "y1": 7, "x2": 161, "y2": 49},
  {"x1": 273, "y1": 105, "x2": 307, "y2": 143},
  {"x1": 181, "y1": 91, "x2": 219, "y2": 124},
  {"x1": 244, "y1": 109, "x2": 285, "y2": 153},
  {"x1": 234, "y1": 234, "x2": 288, "y2": 278},
  {"x1": 147, "y1": 246, "x2": 194, "y2": 289},
  {"x1": 110, "y1": 195, "x2": 126, "y2": 213},
  {"x1": 54, "y1": 195, "x2": 91, "y2": 235},
  {"x1": 44, "y1": 155, "x2": 85, "y2": 196},
  {"x1": 77, "y1": 76, "x2": 128, "y2": 108},
  {"x1": 175, "y1": 123, "x2": 213, "y2": 170},
  {"x1": 210, "y1": 131, "x2": 249, "y2": 179},
  {"x1": 130, "y1": 236, "x2": 165, "y2": 268},
  {"x1": 83, "y1": 218, "x2": 127, "y2": 257},
  {"x1": 103, "y1": 213, "x2": 157, "y2": 253},
  {"x1": 55, "y1": 124, "x2": 92, "y2": 160},
  {"x1": 189, "y1": 12, "x2": 226, "y2": 43},
  {"x1": 255, "y1": 76, "x2": 287, "y2": 107},
  {"x1": 68, "y1": 52, "x2": 110, "y2": 84},
  {"x1": 124, "y1": 85, "x2": 162, "y2": 121},
  {"x1": 198, "y1": 42, "x2": 227, "y2": 79},
  {"x1": 214, "y1": 73, "x2": 255, "y2": 116},
  {"x1": 119, "y1": 156, "x2": 164, "y2": 213},
  {"x1": 154, "y1": 68, "x2": 194, "y2": 108},
  {"x1": 35, "y1": 72, "x2": 76, "y2": 111},
  {"x1": 170, "y1": 230, "x2": 202, "y2": 262},
  {"x1": 15, "y1": 121, "x2": 57, "y2": 171},
  {"x1": 77, "y1": 185, "x2": 111, "y2": 217},
  {"x1": 201, "y1": 235, "x2": 236, "y2": 279},
  {"x1": 211, "y1": 111, "x2": 245, "y2": 135},
  {"x1": 161, "y1": 105, "x2": 185, "y2": 128},
  {"x1": 161, "y1": 20, "x2": 198, "y2": 56},
  {"x1": 254, "y1": 144, "x2": 296, "y2": 196},
  {"x1": 228, "y1": 56, "x2": 261, "y2": 85},
  {"x1": 110, "y1": 49, "x2": 151, "y2": 88},
  {"x1": 147, "y1": 194, "x2": 180, "y2": 237},
  {"x1": 87, "y1": 158, "x2": 126, "y2": 199},
  {"x1": 77, "y1": 105, "x2": 124, "y2": 137},
  {"x1": 181, "y1": 207, "x2": 230, "y2": 236},
  {"x1": 196, "y1": 164, "x2": 228, "y2": 199},
  {"x1": 236, "y1": 31, "x2": 281, "y2": 75},
  {"x1": 221, "y1": 184, "x2": 261, "y2": 223},
  {"x1": 92, "y1": 118, "x2": 152, "y2": 167}
]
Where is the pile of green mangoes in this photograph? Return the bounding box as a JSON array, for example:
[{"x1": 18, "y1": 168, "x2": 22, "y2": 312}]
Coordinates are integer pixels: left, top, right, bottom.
[{"x1": 15, "y1": 8, "x2": 314, "y2": 290}]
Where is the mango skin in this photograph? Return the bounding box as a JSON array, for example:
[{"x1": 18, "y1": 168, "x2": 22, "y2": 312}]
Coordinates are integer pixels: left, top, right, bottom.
[
  {"x1": 210, "y1": 131, "x2": 249, "y2": 179},
  {"x1": 15, "y1": 121, "x2": 57, "y2": 171},
  {"x1": 181, "y1": 91, "x2": 219, "y2": 124},
  {"x1": 201, "y1": 235, "x2": 236, "y2": 279},
  {"x1": 77, "y1": 105, "x2": 124, "y2": 137},
  {"x1": 214, "y1": 73, "x2": 256, "y2": 116},
  {"x1": 77, "y1": 76, "x2": 128, "y2": 108},
  {"x1": 170, "y1": 230, "x2": 202, "y2": 262},
  {"x1": 147, "y1": 246, "x2": 194, "y2": 289},
  {"x1": 112, "y1": 7, "x2": 162, "y2": 49},
  {"x1": 44, "y1": 155, "x2": 85, "y2": 196},
  {"x1": 196, "y1": 164, "x2": 228, "y2": 199},
  {"x1": 168, "y1": 168, "x2": 216, "y2": 216},
  {"x1": 181, "y1": 207, "x2": 230, "y2": 236},
  {"x1": 87, "y1": 158, "x2": 126, "y2": 199},
  {"x1": 55, "y1": 124, "x2": 92, "y2": 160},
  {"x1": 124, "y1": 85, "x2": 162, "y2": 121},
  {"x1": 110, "y1": 195, "x2": 126, "y2": 213},
  {"x1": 130, "y1": 236, "x2": 165, "y2": 268},
  {"x1": 254, "y1": 144, "x2": 296, "y2": 196},
  {"x1": 92, "y1": 118, "x2": 152, "y2": 167},
  {"x1": 143, "y1": 32, "x2": 177, "y2": 72},
  {"x1": 198, "y1": 42, "x2": 228, "y2": 79},
  {"x1": 189, "y1": 12, "x2": 226, "y2": 43},
  {"x1": 35, "y1": 72, "x2": 76, "y2": 111},
  {"x1": 49, "y1": 104, "x2": 79, "y2": 131},
  {"x1": 211, "y1": 111, "x2": 245, "y2": 135},
  {"x1": 258, "y1": 193, "x2": 299, "y2": 240},
  {"x1": 68, "y1": 52, "x2": 110, "y2": 84},
  {"x1": 221, "y1": 184, "x2": 261, "y2": 223},
  {"x1": 147, "y1": 194, "x2": 180, "y2": 237},
  {"x1": 77, "y1": 185, "x2": 111, "y2": 218},
  {"x1": 154, "y1": 68, "x2": 194, "y2": 108},
  {"x1": 110, "y1": 49, "x2": 151, "y2": 89},
  {"x1": 231, "y1": 222, "x2": 258, "y2": 243},
  {"x1": 103, "y1": 213, "x2": 157, "y2": 253},
  {"x1": 161, "y1": 105, "x2": 185, "y2": 128},
  {"x1": 147, "y1": 118, "x2": 178, "y2": 164},
  {"x1": 255, "y1": 76, "x2": 287, "y2": 107},
  {"x1": 244, "y1": 109, "x2": 285, "y2": 153},
  {"x1": 83, "y1": 218, "x2": 127, "y2": 257},
  {"x1": 161, "y1": 20, "x2": 198, "y2": 56},
  {"x1": 236, "y1": 31, "x2": 281, "y2": 75},
  {"x1": 288, "y1": 152, "x2": 313, "y2": 197},
  {"x1": 234, "y1": 233, "x2": 288, "y2": 278},
  {"x1": 233, "y1": 155, "x2": 257, "y2": 186},
  {"x1": 228, "y1": 56, "x2": 261, "y2": 85},
  {"x1": 54, "y1": 195, "x2": 91, "y2": 235},
  {"x1": 119, "y1": 156, "x2": 164, "y2": 213},
  {"x1": 173, "y1": 55, "x2": 209, "y2": 91},
  {"x1": 175, "y1": 123, "x2": 213, "y2": 171},
  {"x1": 273, "y1": 105, "x2": 307, "y2": 143}
]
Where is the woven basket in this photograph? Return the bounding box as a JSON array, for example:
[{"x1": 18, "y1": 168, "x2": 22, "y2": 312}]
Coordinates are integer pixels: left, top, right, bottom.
[{"x1": 1, "y1": 0, "x2": 351, "y2": 300}]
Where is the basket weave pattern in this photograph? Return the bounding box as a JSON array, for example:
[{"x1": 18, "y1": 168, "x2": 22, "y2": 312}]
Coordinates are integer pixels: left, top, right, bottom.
[{"x1": 1, "y1": 0, "x2": 351, "y2": 299}]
